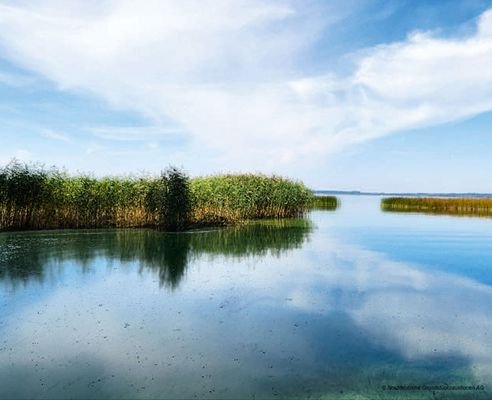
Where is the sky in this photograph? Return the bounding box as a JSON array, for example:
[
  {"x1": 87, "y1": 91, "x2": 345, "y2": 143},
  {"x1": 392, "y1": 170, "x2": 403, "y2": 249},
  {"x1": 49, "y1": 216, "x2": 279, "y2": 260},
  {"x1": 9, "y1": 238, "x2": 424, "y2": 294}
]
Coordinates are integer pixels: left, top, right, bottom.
[{"x1": 0, "y1": 0, "x2": 492, "y2": 192}]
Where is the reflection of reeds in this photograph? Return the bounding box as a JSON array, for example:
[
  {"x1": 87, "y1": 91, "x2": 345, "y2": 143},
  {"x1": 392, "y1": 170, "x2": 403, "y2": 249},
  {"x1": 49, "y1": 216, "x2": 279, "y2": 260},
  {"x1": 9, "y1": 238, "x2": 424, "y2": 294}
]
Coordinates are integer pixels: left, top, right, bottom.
[
  {"x1": 0, "y1": 218, "x2": 312, "y2": 287},
  {"x1": 0, "y1": 161, "x2": 313, "y2": 231},
  {"x1": 381, "y1": 197, "x2": 492, "y2": 217},
  {"x1": 310, "y1": 195, "x2": 339, "y2": 210},
  {"x1": 190, "y1": 218, "x2": 312, "y2": 258}
]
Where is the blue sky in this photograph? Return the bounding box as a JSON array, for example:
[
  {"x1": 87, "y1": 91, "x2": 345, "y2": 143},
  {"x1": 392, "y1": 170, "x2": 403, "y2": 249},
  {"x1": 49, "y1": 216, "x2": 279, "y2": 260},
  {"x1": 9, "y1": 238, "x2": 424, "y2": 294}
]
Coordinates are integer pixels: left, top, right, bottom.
[{"x1": 0, "y1": 0, "x2": 492, "y2": 192}]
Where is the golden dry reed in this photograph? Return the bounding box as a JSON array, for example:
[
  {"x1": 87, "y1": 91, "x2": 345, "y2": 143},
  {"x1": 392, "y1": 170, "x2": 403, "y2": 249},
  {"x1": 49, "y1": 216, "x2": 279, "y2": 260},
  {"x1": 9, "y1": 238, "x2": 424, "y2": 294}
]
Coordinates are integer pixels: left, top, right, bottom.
[
  {"x1": 381, "y1": 197, "x2": 492, "y2": 217},
  {"x1": 0, "y1": 161, "x2": 314, "y2": 231}
]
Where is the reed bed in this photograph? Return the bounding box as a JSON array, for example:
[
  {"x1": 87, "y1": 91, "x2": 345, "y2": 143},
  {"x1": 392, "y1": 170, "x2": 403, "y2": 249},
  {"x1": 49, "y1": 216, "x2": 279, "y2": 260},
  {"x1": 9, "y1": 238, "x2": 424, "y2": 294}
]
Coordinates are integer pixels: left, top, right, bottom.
[
  {"x1": 190, "y1": 174, "x2": 313, "y2": 226},
  {"x1": 0, "y1": 162, "x2": 154, "y2": 230},
  {"x1": 381, "y1": 197, "x2": 492, "y2": 217},
  {"x1": 0, "y1": 162, "x2": 313, "y2": 231},
  {"x1": 310, "y1": 195, "x2": 338, "y2": 210}
]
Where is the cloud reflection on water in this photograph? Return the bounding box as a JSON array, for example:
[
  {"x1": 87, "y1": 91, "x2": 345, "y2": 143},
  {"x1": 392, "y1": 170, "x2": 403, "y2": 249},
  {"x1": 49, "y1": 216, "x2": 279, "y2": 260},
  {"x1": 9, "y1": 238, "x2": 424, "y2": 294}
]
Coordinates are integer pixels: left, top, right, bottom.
[{"x1": 0, "y1": 215, "x2": 491, "y2": 398}]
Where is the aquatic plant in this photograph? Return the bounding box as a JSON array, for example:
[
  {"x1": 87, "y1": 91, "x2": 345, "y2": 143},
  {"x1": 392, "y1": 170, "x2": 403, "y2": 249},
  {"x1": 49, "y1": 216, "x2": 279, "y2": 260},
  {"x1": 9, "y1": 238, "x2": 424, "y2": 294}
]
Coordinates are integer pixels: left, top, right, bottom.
[
  {"x1": 310, "y1": 195, "x2": 338, "y2": 210},
  {"x1": 0, "y1": 160, "x2": 154, "y2": 230},
  {"x1": 0, "y1": 161, "x2": 313, "y2": 231},
  {"x1": 381, "y1": 197, "x2": 492, "y2": 217},
  {"x1": 190, "y1": 174, "x2": 313, "y2": 226},
  {"x1": 160, "y1": 167, "x2": 192, "y2": 231}
]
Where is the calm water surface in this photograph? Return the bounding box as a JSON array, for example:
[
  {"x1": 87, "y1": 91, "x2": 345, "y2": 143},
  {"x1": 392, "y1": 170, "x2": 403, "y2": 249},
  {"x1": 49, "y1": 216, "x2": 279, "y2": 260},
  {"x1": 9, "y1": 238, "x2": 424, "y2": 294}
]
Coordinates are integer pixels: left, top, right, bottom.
[{"x1": 1, "y1": 195, "x2": 491, "y2": 399}]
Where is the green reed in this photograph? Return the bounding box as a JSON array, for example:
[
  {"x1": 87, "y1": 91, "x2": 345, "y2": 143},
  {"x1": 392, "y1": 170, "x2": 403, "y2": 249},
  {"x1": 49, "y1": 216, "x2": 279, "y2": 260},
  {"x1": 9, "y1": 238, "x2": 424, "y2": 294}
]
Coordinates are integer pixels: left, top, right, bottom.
[
  {"x1": 0, "y1": 161, "x2": 313, "y2": 231},
  {"x1": 190, "y1": 173, "x2": 313, "y2": 226},
  {"x1": 381, "y1": 197, "x2": 492, "y2": 217},
  {"x1": 310, "y1": 195, "x2": 339, "y2": 210},
  {"x1": 0, "y1": 161, "x2": 154, "y2": 230}
]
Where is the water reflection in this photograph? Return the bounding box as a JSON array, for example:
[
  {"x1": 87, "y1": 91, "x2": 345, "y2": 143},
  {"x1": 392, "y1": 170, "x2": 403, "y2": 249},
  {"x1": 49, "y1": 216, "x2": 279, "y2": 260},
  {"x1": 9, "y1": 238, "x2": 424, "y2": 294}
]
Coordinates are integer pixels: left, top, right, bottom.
[
  {"x1": 1, "y1": 209, "x2": 491, "y2": 399},
  {"x1": 382, "y1": 205, "x2": 492, "y2": 219},
  {"x1": 0, "y1": 218, "x2": 312, "y2": 289}
]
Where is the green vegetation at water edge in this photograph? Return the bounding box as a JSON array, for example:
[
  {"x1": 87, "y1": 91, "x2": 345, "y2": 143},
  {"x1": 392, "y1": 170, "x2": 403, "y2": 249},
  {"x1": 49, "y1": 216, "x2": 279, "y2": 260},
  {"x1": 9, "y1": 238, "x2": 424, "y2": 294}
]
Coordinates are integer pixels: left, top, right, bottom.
[
  {"x1": 0, "y1": 161, "x2": 313, "y2": 231},
  {"x1": 381, "y1": 197, "x2": 492, "y2": 217},
  {"x1": 191, "y1": 174, "x2": 313, "y2": 225},
  {"x1": 311, "y1": 195, "x2": 339, "y2": 210}
]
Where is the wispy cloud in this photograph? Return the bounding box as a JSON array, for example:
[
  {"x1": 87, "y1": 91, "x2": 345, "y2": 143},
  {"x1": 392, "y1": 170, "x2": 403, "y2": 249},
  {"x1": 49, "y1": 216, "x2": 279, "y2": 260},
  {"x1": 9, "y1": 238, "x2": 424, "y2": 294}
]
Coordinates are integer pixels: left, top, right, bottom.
[
  {"x1": 0, "y1": 1, "x2": 491, "y2": 172},
  {"x1": 85, "y1": 142, "x2": 103, "y2": 155},
  {"x1": 90, "y1": 126, "x2": 183, "y2": 142},
  {"x1": 41, "y1": 129, "x2": 71, "y2": 143}
]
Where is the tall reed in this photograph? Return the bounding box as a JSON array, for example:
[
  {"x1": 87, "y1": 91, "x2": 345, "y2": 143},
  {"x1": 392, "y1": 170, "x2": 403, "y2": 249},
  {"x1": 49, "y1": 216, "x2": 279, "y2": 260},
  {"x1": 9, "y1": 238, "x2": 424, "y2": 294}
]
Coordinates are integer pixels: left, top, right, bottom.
[
  {"x1": 190, "y1": 174, "x2": 313, "y2": 226},
  {"x1": 0, "y1": 161, "x2": 155, "y2": 230},
  {"x1": 0, "y1": 161, "x2": 313, "y2": 231}
]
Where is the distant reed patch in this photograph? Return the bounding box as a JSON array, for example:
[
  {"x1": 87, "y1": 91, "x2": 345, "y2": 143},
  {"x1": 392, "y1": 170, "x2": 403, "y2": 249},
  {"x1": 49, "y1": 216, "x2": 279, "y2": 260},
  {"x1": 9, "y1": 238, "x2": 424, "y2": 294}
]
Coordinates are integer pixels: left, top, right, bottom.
[
  {"x1": 381, "y1": 197, "x2": 492, "y2": 217},
  {"x1": 310, "y1": 195, "x2": 339, "y2": 210}
]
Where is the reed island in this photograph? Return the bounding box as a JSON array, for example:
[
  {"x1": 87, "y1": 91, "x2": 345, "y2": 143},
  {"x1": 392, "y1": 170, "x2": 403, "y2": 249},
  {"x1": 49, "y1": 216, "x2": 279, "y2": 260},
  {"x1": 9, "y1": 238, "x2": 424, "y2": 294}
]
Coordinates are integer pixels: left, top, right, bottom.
[{"x1": 0, "y1": 161, "x2": 336, "y2": 232}]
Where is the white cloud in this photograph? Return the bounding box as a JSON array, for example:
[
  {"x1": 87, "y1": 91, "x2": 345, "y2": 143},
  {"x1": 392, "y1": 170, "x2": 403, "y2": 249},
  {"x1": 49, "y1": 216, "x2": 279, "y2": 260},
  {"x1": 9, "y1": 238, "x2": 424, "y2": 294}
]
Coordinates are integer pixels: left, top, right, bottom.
[
  {"x1": 41, "y1": 129, "x2": 71, "y2": 142},
  {"x1": 85, "y1": 142, "x2": 103, "y2": 155},
  {"x1": 90, "y1": 126, "x2": 183, "y2": 141},
  {"x1": 0, "y1": 148, "x2": 32, "y2": 164},
  {"x1": 0, "y1": 2, "x2": 491, "y2": 172}
]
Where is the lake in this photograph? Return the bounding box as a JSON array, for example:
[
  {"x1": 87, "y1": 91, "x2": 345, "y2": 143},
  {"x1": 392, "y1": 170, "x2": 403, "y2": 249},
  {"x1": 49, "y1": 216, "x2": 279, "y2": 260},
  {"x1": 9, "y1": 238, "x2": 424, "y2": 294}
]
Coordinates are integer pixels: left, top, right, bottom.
[{"x1": 1, "y1": 195, "x2": 491, "y2": 399}]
